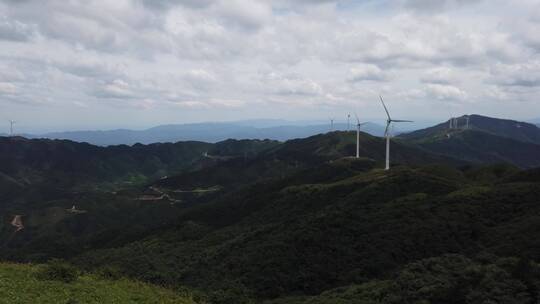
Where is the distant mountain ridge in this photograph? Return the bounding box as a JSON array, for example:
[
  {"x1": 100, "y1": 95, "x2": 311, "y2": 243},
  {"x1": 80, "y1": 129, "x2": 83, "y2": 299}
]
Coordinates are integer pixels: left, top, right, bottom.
[
  {"x1": 398, "y1": 114, "x2": 540, "y2": 168},
  {"x1": 21, "y1": 121, "x2": 385, "y2": 146},
  {"x1": 3, "y1": 115, "x2": 540, "y2": 303},
  {"x1": 401, "y1": 114, "x2": 540, "y2": 145},
  {"x1": 0, "y1": 136, "x2": 278, "y2": 191}
]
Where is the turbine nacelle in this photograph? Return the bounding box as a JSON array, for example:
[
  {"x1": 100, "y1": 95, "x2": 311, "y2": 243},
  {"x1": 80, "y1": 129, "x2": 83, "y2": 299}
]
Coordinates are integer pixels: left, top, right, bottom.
[{"x1": 379, "y1": 95, "x2": 413, "y2": 170}]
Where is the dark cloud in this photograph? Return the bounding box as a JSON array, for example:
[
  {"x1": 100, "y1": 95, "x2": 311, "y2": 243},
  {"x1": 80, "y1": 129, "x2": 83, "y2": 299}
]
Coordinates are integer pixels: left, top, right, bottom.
[
  {"x1": 496, "y1": 78, "x2": 540, "y2": 87},
  {"x1": 139, "y1": 0, "x2": 214, "y2": 10},
  {"x1": 402, "y1": 0, "x2": 483, "y2": 11},
  {"x1": 0, "y1": 18, "x2": 34, "y2": 41}
]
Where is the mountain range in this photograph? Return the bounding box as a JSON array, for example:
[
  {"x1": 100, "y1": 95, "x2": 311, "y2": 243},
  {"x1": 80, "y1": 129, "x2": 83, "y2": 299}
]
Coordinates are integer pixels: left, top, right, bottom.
[
  {"x1": 5, "y1": 121, "x2": 385, "y2": 146},
  {"x1": 398, "y1": 114, "x2": 540, "y2": 168},
  {"x1": 402, "y1": 114, "x2": 540, "y2": 144},
  {"x1": 2, "y1": 114, "x2": 540, "y2": 303}
]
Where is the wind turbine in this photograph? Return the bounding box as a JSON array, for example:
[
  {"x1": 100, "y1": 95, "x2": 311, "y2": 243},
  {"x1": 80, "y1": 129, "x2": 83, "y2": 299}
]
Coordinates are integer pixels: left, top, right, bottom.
[
  {"x1": 347, "y1": 114, "x2": 351, "y2": 131},
  {"x1": 354, "y1": 113, "x2": 368, "y2": 158},
  {"x1": 380, "y1": 96, "x2": 413, "y2": 170},
  {"x1": 329, "y1": 118, "x2": 334, "y2": 132},
  {"x1": 8, "y1": 120, "x2": 15, "y2": 136}
]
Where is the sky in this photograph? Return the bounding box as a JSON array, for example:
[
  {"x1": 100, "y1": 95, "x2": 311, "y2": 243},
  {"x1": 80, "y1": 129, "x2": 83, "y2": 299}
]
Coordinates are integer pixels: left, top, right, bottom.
[{"x1": 0, "y1": 0, "x2": 539, "y2": 133}]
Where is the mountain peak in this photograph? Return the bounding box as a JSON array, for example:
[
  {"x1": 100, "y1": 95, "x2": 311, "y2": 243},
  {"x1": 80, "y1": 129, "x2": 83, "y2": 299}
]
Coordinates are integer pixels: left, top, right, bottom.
[{"x1": 402, "y1": 115, "x2": 540, "y2": 145}]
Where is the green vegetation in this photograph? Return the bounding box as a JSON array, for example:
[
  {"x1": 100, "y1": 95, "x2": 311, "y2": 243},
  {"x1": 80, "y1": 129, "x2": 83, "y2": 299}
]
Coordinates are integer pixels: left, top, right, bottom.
[
  {"x1": 36, "y1": 259, "x2": 79, "y2": 283},
  {"x1": 0, "y1": 262, "x2": 196, "y2": 304},
  {"x1": 399, "y1": 114, "x2": 540, "y2": 168},
  {"x1": 75, "y1": 164, "x2": 540, "y2": 302},
  {"x1": 268, "y1": 255, "x2": 539, "y2": 304},
  {"x1": 2, "y1": 122, "x2": 540, "y2": 303}
]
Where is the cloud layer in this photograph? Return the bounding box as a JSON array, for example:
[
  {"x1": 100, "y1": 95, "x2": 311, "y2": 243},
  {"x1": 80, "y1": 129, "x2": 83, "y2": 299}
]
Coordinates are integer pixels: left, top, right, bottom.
[{"x1": 0, "y1": 0, "x2": 539, "y2": 131}]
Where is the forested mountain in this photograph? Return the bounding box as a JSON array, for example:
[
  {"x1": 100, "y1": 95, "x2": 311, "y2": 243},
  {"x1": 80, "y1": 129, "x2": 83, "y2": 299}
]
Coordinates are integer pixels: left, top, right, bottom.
[
  {"x1": 154, "y1": 131, "x2": 464, "y2": 191},
  {"x1": 76, "y1": 163, "x2": 540, "y2": 303},
  {"x1": 26, "y1": 121, "x2": 385, "y2": 146},
  {"x1": 1, "y1": 116, "x2": 540, "y2": 303},
  {"x1": 398, "y1": 115, "x2": 540, "y2": 169},
  {"x1": 401, "y1": 114, "x2": 540, "y2": 145},
  {"x1": 399, "y1": 130, "x2": 540, "y2": 169},
  {"x1": 0, "y1": 136, "x2": 278, "y2": 189}
]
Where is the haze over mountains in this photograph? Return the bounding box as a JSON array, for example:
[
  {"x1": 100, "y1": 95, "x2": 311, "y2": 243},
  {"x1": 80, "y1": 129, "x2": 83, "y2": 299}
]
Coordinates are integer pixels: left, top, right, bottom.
[
  {"x1": 4, "y1": 120, "x2": 386, "y2": 146},
  {"x1": 5, "y1": 115, "x2": 538, "y2": 147}
]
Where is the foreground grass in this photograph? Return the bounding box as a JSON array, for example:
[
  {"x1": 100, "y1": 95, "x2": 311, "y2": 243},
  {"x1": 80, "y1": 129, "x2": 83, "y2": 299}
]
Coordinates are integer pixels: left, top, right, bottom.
[{"x1": 0, "y1": 262, "x2": 196, "y2": 304}]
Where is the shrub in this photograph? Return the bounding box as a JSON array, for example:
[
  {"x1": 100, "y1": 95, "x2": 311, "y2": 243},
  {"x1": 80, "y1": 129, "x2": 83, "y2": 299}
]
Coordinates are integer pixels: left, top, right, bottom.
[
  {"x1": 36, "y1": 259, "x2": 79, "y2": 283},
  {"x1": 96, "y1": 266, "x2": 123, "y2": 280}
]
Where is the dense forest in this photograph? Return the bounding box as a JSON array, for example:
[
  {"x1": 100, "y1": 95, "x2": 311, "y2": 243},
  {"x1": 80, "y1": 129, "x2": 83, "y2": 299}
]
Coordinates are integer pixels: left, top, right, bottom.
[{"x1": 2, "y1": 115, "x2": 540, "y2": 303}]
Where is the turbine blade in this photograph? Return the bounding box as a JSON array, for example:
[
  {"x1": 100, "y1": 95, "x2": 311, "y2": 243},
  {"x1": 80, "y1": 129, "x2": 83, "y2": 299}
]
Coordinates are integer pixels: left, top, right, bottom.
[
  {"x1": 391, "y1": 119, "x2": 413, "y2": 123},
  {"x1": 380, "y1": 95, "x2": 391, "y2": 120},
  {"x1": 384, "y1": 122, "x2": 390, "y2": 137},
  {"x1": 354, "y1": 112, "x2": 360, "y2": 124}
]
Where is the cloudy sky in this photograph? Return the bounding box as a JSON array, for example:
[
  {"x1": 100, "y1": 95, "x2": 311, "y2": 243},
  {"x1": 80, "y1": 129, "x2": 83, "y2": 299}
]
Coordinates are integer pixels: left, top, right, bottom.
[{"x1": 1, "y1": 0, "x2": 539, "y2": 132}]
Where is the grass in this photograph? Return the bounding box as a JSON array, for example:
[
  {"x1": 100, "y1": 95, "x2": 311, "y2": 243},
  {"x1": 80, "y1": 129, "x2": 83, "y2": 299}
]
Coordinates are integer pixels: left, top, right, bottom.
[{"x1": 0, "y1": 262, "x2": 197, "y2": 304}]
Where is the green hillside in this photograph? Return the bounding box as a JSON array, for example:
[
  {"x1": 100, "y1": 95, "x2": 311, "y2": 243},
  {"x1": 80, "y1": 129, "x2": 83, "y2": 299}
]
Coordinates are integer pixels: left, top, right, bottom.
[
  {"x1": 400, "y1": 114, "x2": 540, "y2": 145},
  {"x1": 0, "y1": 136, "x2": 278, "y2": 190},
  {"x1": 267, "y1": 255, "x2": 539, "y2": 304},
  {"x1": 0, "y1": 137, "x2": 278, "y2": 262},
  {"x1": 401, "y1": 129, "x2": 540, "y2": 168},
  {"x1": 2, "y1": 122, "x2": 540, "y2": 303},
  {"x1": 397, "y1": 115, "x2": 540, "y2": 168},
  {"x1": 75, "y1": 163, "x2": 540, "y2": 302},
  {"x1": 155, "y1": 131, "x2": 463, "y2": 191},
  {"x1": 0, "y1": 262, "x2": 196, "y2": 304}
]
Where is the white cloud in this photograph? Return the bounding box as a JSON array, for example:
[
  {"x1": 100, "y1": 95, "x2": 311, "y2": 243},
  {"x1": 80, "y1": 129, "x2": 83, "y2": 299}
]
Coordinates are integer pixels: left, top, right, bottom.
[
  {"x1": 0, "y1": 0, "x2": 539, "y2": 128},
  {"x1": 94, "y1": 79, "x2": 135, "y2": 99},
  {"x1": 0, "y1": 82, "x2": 17, "y2": 94},
  {"x1": 425, "y1": 84, "x2": 468, "y2": 101},
  {"x1": 267, "y1": 73, "x2": 324, "y2": 96},
  {"x1": 420, "y1": 67, "x2": 457, "y2": 85},
  {"x1": 489, "y1": 62, "x2": 540, "y2": 87},
  {"x1": 348, "y1": 64, "x2": 390, "y2": 82}
]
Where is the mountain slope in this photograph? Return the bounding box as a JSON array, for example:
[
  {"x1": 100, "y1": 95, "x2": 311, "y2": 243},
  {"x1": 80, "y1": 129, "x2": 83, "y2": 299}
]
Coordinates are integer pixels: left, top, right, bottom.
[
  {"x1": 31, "y1": 122, "x2": 385, "y2": 146},
  {"x1": 0, "y1": 262, "x2": 195, "y2": 304},
  {"x1": 75, "y1": 164, "x2": 540, "y2": 301},
  {"x1": 0, "y1": 136, "x2": 278, "y2": 189},
  {"x1": 154, "y1": 131, "x2": 464, "y2": 191},
  {"x1": 268, "y1": 254, "x2": 538, "y2": 304},
  {"x1": 0, "y1": 137, "x2": 278, "y2": 262},
  {"x1": 400, "y1": 129, "x2": 540, "y2": 168},
  {"x1": 398, "y1": 115, "x2": 540, "y2": 169},
  {"x1": 401, "y1": 114, "x2": 540, "y2": 145}
]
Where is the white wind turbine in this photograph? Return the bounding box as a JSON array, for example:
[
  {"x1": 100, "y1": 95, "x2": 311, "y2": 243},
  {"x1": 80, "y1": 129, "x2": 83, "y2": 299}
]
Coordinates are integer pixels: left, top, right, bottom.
[
  {"x1": 8, "y1": 120, "x2": 16, "y2": 136},
  {"x1": 329, "y1": 117, "x2": 335, "y2": 132},
  {"x1": 380, "y1": 96, "x2": 413, "y2": 170},
  {"x1": 354, "y1": 113, "x2": 368, "y2": 158}
]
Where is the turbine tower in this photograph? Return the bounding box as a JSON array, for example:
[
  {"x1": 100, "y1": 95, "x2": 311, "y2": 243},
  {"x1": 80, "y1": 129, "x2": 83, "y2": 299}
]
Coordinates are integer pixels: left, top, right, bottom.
[
  {"x1": 329, "y1": 118, "x2": 334, "y2": 132},
  {"x1": 380, "y1": 96, "x2": 413, "y2": 170},
  {"x1": 354, "y1": 113, "x2": 367, "y2": 158},
  {"x1": 347, "y1": 114, "x2": 351, "y2": 131},
  {"x1": 8, "y1": 120, "x2": 15, "y2": 136}
]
